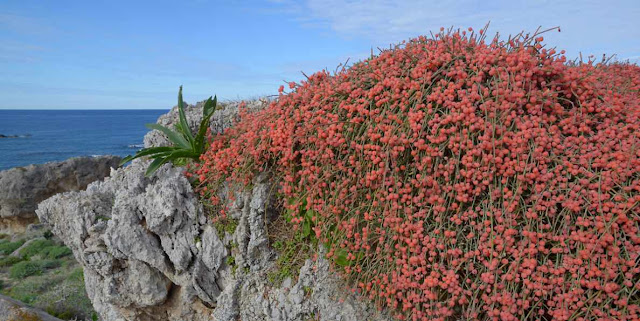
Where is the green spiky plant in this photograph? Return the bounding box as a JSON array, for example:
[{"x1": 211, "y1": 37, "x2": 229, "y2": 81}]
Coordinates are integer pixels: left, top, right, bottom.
[{"x1": 120, "y1": 86, "x2": 218, "y2": 176}]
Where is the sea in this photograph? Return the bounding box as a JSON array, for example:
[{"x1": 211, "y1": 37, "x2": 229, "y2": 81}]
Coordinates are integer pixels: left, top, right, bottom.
[{"x1": 0, "y1": 109, "x2": 168, "y2": 171}]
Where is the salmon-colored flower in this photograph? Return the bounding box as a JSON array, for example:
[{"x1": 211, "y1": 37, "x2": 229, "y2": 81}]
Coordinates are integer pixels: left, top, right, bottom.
[{"x1": 192, "y1": 27, "x2": 640, "y2": 321}]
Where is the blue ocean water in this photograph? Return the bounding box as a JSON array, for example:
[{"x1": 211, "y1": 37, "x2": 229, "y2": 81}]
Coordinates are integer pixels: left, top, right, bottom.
[{"x1": 0, "y1": 110, "x2": 168, "y2": 170}]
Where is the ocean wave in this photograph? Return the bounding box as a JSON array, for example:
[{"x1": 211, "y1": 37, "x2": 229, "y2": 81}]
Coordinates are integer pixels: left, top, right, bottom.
[{"x1": 128, "y1": 143, "x2": 144, "y2": 148}]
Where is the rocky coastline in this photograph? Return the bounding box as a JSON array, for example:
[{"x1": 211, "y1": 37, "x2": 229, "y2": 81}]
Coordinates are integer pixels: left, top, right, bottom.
[
  {"x1": 0, "y1": 99, "x2": 388, "y2": 321},
  {"x1": 0, "y1": 156, "x2": 121, "y2": 234}
]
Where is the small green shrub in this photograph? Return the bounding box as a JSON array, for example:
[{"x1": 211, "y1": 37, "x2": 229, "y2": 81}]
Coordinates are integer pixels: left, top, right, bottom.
[
  {"x1": 0, "y1": 240, "x2": 25, "y2": 255},
  {"x1": 2, "y1": 263, "x2": 95, "y2": 319},
  {"x1": 214, "y1": 217, "x2": 238, "y2": 237},
  {"x1": 36, "y1": 267, "x2": 94, "y2": 320},
  {"x1": 66, "y1": 267, "x2": 84, "y2": 282},
  {"x1": 121, "y1": 86, "x2": 219, "y2": 176},
  {"x1": 9, "y1": 261, "x2": 43, "y2": 279},
  {"x1": 46, "y1": 308, "x2": 75, "y2": 320},
  {"x1": 39, "y1": 259, "x2": 61, "y2": 270},
  {"x1": 0, "y1": 233, "x2": 9, "y2": 240},
  {"x1": 226, "y1": 255, "x2": 236, "y2": 273},
  {"x1": 17, "y1": 239, "x2": 55, "y2": 258},
  {"x1": 2, "y1": 272, "x2": 58, "y2": 303},
  {"x1": 41, "y1": 246, "x2": 72, "y2": 259},
  {"x1": 0, "y1": 255, "x2": 26, "y2": 267}
]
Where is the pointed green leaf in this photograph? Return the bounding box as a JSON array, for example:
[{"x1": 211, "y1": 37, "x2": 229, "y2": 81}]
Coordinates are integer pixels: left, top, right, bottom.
[
  {"x1": 302, "y1": 219, "x2": 311, "y2": 238},
  {"x1": 145, "y1": 123, "x2": 190, "y2": 149},
  {"x1": 195, "y1": 95, "x2": 218, "y2": 152},
  {"x1": 134, "y1": 146, "x2": 180, "y2": 158},
  {"x1": 144, "y1": 150, "x2": 198, "y2": 176},
  {"x1": 120, "y1": 147, "x2": 182, "y2": 166},
  {"x1": 165, "y1": 149, "x2": 200, "y2": 160},
  {"x1": 174, "y1": 122, "x2": 185, "y2": 133},
  {"x1": 145, "y1": 157, "x2": 170, "y2": 176},
  {"x1": 177, "y1": 86, "x2": 194, "y2": 145},
  {"x1": 202, "y1": 96, "x2": 215, "y2": 117},
  {"x1": 119, "y1": 155, "x2": 135, "y2": 166},
  {"x1": 196, "y1": 118, "x2": 212, "y2": 152}
]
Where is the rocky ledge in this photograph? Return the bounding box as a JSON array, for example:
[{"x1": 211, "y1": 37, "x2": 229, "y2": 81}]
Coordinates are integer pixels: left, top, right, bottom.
[
  {"x1": 0, "y1": 156, "x2": 121, "y2": 234},
  {"x1": 36, "y1": 101, "x2": 391, "y2": 321}
]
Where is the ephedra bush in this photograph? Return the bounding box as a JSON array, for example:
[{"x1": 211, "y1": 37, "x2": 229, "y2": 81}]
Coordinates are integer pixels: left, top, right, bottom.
[{"x1": 190, "y1": 27, "x2": 640, "y2": 320}]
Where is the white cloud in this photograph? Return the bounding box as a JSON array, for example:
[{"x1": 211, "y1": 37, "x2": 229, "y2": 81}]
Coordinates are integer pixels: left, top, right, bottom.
[{"x1": 295, "y1": 0, "x2": 640, "y2": 60}]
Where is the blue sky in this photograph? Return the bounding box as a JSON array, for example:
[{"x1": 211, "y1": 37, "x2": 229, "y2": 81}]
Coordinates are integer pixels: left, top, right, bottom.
[{"x1": 1, "y1": 0, "x2": 638, "y2": 109}]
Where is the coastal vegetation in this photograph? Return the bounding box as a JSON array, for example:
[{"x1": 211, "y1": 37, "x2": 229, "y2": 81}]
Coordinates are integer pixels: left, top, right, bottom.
[
  {"x1": 0, "y1": 235, "x2": 95, "y2": 320},
  {"x1": 121, "y1": 86, "x2": 219, "y2": 176},
  {"x1": 186, "y1": 27, "x2": 640, "y2": 320}
]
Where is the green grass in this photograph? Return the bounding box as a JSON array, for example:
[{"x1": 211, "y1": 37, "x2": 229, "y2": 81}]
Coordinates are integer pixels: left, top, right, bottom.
[
  {"x1": 0, "y1": 236, "x2": 93, "y2": 320},
  {"x1": 16, "y1": 239, "x2": 55, "y2": 258},
  {"x1": 266, "y1": 212, "x2": 315, "y2": 286},
  {"x1": 267, "y1": 237, "x2": 313, "y2": 286},
  {"x1": 40, "y1": 245, "x2": 72, "y2": 259},
  {"x1": 0, "y1": 255, "x2": 26, "y2": 267},
  {"x1": 39, "y1": 259, "x2": 62, "y2": 270},
  {"x1": 0, "y1": 239, "x2": 25, "y2": 255},
  {"x1": 2, "y1": 263, "x2": 95, "y2": 320},
  {"x1": 8, "y1": 259, "x2": 61, "y2": 279},
  {"x1": 66, "y1": 265, "x2": 84, "y2": 282},
  {"x1": 9, "y1": 261, "x2": 44, "y2": 279},
  {"x1": 8, "y1": 239, "x2": 72, "y2": 262},
  {"x1": 2, "y1": 273, "x2": 52, "y2": 303}
]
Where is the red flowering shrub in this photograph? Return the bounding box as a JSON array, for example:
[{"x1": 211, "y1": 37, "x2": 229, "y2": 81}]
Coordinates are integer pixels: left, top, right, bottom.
[{"x1": 191, "y1": 28, "x2": 640, "y2": 320}]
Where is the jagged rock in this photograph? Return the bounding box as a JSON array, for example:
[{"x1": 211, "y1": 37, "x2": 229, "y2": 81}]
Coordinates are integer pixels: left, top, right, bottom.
[
  {"x1": 37, "y1": 160, "x2": 213, "y2": 320},
  {"x1": 36, "y1": 100, "x2": 391, "y2": 321},
  {"x1": 0, "y1": 156, "x2": 121, "y2": 234}
]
